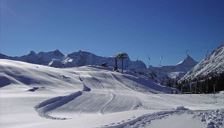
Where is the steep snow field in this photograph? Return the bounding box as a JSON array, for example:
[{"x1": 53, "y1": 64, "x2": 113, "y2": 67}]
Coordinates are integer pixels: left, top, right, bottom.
[
  {"x1": 0, "y1": 59, "x2": 224, "y2": 128},
  {"x1": 181, "y1": 44, "x2": 224, "y2": 81}
]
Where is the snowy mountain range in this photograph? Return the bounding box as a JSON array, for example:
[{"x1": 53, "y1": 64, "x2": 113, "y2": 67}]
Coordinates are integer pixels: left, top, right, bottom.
[
  {"x1": 0, "y1": 50, "x2": 146, "y2": 70},
  {"x1": 148, "y1": 55, "x2": 198, "y2": 84},
  {"x1": 180, "y1": 44, "x2": 224, "y2": 82}
]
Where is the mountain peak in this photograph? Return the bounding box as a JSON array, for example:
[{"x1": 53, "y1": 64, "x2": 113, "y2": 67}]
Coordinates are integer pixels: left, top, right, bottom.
[
  {"x1": 67, "y1": 50, "x2": 95, "y2": 58},
  {"x1": 177, "y1": 55, "x2": 197, "y2": 66},
  {"x1": 180, "y1": 44, "x2": 224, "y2": 82},
  {"x1": 52, "y1": 49, "x2": 64, "y2": 57},
  {"x1": 29, "y1": 51, "x2": 36, "y2": 55}
]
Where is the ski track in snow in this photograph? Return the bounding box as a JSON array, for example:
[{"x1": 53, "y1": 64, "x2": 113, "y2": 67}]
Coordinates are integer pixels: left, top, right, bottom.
[
  {"x1": 35, "y1": 75, "x2": 92, "y2": 120},
  {"x1": 35, "y1": 91, "x2": 83, "y2": 120},
  {"x1": 34, "y1": 90, "x2": 143, "y2": 120},
  {"x1": 101, "y1": 109, "x2": 224, "y2": 128},
  {"x1": 101, "y1": 110, "x2": 179, "y2": 128},
  {"x1": 35, "y1": 75, "x2": 89, "y2": 120},
  {"x1": 100, "y1": 93, "x2": 115, "y2": 114},
  {"x1": 34, "y1": 73, "x2": 139, "y2": 119}
]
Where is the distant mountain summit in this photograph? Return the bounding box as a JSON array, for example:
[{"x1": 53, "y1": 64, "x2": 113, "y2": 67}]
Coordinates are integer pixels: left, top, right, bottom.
[
  {"x1": 148, "y1": 55, "x2": 198, "y2": 85},
  {"x1": 175, "y1": 55, "x2": 198, "y2": 72},
  {"x1": 17, "y1": 50, "x2": 64, "y2": 65},
  {"x1": 0, "y1": 50, "x2": 146, "y2": 70},
  {"x1": 62, "y1": 50, "x2": 113, "y2": 67},
  {"x1": 0, "y1": 53, "x2": 9, "y2": 59},
  {"x1": 180, "y1": 44, "x2": 224, "y2": 82},
  {"x1": 177, "y1": 55, "x2": 197, "y2": 65}
]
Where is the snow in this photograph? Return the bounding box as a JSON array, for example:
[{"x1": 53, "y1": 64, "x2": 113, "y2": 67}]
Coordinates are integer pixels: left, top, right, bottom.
[
  {"x1": 168, "y1": 71, "x2": 185, "y2": 79},
  {"x1": 195, "y1": 109, "x2": 224, "y2": 128},
  {"x1": 0, "y1": 59, "x2": 224, "y2": 128},
  {"x1": 149, "y1": 112, "x2": 205, "y2": 128},
  {"x1": 180, "y1": 44, "x2": 224, "y2": 81},
  {"x1": 0, "y1": 59, "x2": 175, "y2": 93},
  {"x1": 148, "y1": 55, "x2": 197, "y2": 84}
]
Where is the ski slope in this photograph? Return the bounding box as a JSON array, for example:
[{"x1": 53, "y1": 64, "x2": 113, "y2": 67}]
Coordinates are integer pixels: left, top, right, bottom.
[{"x1": 0, "y1": 59, "x2": 224, "y2": 128}]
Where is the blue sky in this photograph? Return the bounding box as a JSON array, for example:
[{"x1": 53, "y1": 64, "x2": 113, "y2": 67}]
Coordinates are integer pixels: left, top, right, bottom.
[{"x1": 0, "y1": 0, "x2": 224, "y2": 66}]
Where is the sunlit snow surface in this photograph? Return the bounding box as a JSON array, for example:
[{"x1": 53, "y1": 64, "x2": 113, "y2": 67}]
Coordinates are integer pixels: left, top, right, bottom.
[
  {"x1": 0, "y1": 59, "x2": 223, "y2": 128},
  {"x1": 181, "y1": 44, "x2": 224, "y2": 81}
]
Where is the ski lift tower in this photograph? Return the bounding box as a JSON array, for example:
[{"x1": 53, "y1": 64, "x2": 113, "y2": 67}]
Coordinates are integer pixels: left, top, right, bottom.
[
  {"x1": 159, "y1": 56, "x2": 163, "y2": 67},
  {"x1": 186, "y1": 50, "x2": 189, "y2": 56}
]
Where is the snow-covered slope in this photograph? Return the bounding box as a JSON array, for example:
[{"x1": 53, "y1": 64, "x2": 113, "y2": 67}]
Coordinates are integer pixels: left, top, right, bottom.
[
  {"x1": 0, "y1": 59, "x2": 176, "y2": 121},
  {"x1": 0, "y1": 59, "x2": 224, "y2": 128},
  {"x1": 180, "y1": 44, "x2": 224, "y2": 81},
  {"x1": 0, "y1": 59, "x2": 174, "y2": 93}
]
